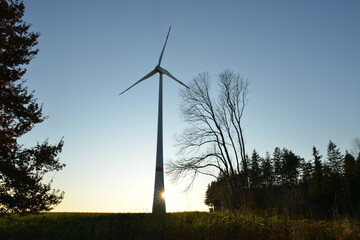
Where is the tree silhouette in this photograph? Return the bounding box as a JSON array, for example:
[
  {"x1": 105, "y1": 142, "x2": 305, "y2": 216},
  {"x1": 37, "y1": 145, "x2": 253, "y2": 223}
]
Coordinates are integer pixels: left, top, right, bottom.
[
  {"x1": 272, "y1": 147, "x2": 282, "y2": 185},
  {"x1": 343, "y1": 152, "x2": 359, "y2": 216},
  {"x1": 307, "y1": 146, "x2": 326, "y2": 217},
  {"x1": 260, "y1": 152, "x2": 273, "y2": 188},
  {"x1": 312, "y1": 147, "x2": 323, "y2": 183},
  {"x1": 203, "y1": 142, "x2": 360, "y2": 218},
  {"x1": 0, "y1": 0, "x2": 65, "y2": 214},
  {"x1": 281, "y1": 149, "x2": 302, "y2": 187},
  {"x1": 326, "y1": 140, "x2": 343, "y2": 175},
  {"x1": 167, "y1": 70, "x2": 249, "y2": 210},
  {"x1": 249, "y1": 150, "x2": 261, "y2": 189}
]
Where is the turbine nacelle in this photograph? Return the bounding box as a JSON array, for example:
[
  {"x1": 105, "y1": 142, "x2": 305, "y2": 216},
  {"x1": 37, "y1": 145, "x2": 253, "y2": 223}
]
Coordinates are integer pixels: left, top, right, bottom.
[{"x1": 155, "y1": 65, "x2": 162, "y2": 72}]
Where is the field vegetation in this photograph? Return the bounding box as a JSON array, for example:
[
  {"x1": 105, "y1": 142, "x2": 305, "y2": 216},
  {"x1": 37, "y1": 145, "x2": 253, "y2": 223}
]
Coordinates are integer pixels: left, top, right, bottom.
[{"x1": 1, "y1": 211, "x2": 360, "y2": 240}]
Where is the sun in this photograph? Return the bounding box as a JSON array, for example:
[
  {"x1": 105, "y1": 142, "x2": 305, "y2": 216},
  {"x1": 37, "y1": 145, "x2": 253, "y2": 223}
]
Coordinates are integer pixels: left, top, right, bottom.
[
  {"x1": 159, "y1": 184, "x2": 185, "y2": 212},
  {"x1": 161, "y1": 191, "x2": 167, "y2": 199}
]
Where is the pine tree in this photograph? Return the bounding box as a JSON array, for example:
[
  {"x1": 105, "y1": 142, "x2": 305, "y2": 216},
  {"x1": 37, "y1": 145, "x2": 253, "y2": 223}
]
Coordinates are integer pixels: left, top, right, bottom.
[{"x1": 0, "y1": 0, "x2": 65, "y2": 214}]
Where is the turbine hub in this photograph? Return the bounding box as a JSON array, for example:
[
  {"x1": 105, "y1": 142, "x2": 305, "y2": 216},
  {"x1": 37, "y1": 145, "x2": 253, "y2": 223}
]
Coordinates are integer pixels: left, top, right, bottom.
[{"x1": 155, "y1": 65, "x2": 161, "y2": 72}]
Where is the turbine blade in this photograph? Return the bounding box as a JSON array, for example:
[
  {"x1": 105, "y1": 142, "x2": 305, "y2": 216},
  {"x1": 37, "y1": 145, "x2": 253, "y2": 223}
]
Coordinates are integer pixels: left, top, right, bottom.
[
  {"x1": 157, "y1": 26, "x2": 172, "y2": 66},
  {"x1": 119, "y1": 69, "x2": 157, "y2": 95},
  {"x1": 160, "y1": 67, "x2": 190, "y2": 89}
]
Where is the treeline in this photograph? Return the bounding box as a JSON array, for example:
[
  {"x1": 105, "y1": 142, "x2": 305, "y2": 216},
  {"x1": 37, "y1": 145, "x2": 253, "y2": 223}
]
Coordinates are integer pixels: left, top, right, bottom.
[{"x1": 205, "y1": 140, "x2": 360, "y2": 219}]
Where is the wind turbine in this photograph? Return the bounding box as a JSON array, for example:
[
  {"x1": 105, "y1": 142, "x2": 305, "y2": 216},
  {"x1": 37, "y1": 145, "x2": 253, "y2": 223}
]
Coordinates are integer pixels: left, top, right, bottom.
[{"x1": 119, "y1": 26, "x2": 189, "y2": 214}]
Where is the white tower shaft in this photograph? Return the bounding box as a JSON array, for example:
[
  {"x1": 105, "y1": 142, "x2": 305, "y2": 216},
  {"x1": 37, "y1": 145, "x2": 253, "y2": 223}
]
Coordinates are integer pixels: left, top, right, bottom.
[
  {"x1": 119, "y1": 27, "x2": 189, "y2": 214},
  {"x1": 152, "y1": 73, "x2": 166, "y2": 213}
]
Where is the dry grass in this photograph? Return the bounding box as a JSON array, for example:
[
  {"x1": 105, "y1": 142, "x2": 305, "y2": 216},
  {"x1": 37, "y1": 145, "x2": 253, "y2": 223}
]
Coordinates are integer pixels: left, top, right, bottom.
[{"x1": 0, "y1": 211, "x2": 359, "y2": 240}]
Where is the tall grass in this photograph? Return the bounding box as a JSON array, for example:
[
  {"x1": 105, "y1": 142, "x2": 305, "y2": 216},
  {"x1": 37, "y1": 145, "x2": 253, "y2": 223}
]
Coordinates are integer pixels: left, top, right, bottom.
[{"x1": 0, "y1": 211, "x2": 359, "y2": 240}]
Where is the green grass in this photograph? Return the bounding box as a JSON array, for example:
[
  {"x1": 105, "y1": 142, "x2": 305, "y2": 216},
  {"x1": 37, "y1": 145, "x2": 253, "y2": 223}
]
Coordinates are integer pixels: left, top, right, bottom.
[{"x1": 0, "y1": 212, "x2": 359, "y2": 240}]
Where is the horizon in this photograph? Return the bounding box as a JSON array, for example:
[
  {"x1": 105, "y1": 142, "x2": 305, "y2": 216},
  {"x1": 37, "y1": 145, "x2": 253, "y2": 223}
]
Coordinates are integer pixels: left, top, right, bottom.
[{"x1": 17, "y1": 0, "x2": 360, "y2": 213}]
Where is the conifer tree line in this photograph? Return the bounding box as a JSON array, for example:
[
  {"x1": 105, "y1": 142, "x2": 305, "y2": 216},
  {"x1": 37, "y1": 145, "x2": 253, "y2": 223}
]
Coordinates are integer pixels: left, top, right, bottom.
[{"x1": 205, "y1": 140, "x2": 360, "y2": 219}]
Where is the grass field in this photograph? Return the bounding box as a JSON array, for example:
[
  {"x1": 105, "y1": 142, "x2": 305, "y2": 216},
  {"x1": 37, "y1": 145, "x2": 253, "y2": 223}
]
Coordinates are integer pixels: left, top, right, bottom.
[{"x1": 0, "y1": 211, "x2": 359, "y2": 240}]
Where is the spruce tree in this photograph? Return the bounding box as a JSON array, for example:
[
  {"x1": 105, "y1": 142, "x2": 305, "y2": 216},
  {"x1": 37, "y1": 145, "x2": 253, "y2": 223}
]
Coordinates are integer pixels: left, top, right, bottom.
[
  {"x1": 0, "y1": 0, "x2": 65, "y2": 214},
  {"x1": 326, "y1": 140, "x2": 343, "y2": 175},
  {"x1": 307, "y1": 146, "x2": 325, "y2": 215},
  {"x1": 261, "y1": 152, "x2": 273, "y2": 188},
  {"x1": 312, "y1": 146, "x2": 323, "y2": 183},
  {"x1": 281, "y1": 149, "x2": 302, "y2": 187},
  {"x1": 249, "y1": 149, "x2": 261, "y2": 189},
  {"x1": 272, "y1": 147, "x2": 282, "y2": 185}
]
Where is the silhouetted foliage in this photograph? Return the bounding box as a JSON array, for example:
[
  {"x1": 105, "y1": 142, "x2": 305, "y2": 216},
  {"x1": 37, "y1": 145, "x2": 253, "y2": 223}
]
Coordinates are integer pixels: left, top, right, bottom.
[
  {"x1": 0, "y1": 0, "x2": 64, "y2": 214},
  {"x1": 326, "y1": 140, "x2": 343, "y2": 175},
  {"x1": 204, "y1": 176, "x2": 232, "y2": 211},
  {"x1": 204, "y1": 140, "x2": 360, "y2": 219},
  {"x1": 260, "y1": 152, "x2": 273, "y2": 188},
  {"x1": 249, "y1": 150, "x2": 261, "y2": 189}
]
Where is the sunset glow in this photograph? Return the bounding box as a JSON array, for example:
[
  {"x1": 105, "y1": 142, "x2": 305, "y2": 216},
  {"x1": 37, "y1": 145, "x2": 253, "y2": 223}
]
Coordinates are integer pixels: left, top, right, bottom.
[{"x1": 18, "y1": 1, "x2": 360, "y2": 213}]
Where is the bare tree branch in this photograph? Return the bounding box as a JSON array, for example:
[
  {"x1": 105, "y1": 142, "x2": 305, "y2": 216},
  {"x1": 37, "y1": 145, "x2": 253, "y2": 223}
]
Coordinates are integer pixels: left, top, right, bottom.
[
  {"x1": 166, "y1": 70, "x2": 249, "y2": 210},
  {"x1": 351, "y1": 137, "x2": 360, "y2": 157}
]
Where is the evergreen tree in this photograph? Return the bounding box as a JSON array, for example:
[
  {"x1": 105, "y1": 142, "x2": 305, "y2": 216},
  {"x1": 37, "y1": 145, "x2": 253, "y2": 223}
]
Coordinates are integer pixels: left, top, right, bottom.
[
  {"x1": 326, "y1": 140, "x2": 343, "y2": 175},
  {"x1": 261, "y1": 152, "x2": 273, "y2": 188},
  {"x1": 281, "y1": 149, "x2": 302, "y2": 187},
  {"x1": 272, "y1": 147, "x2": 282, "y2": 185},
  {"x1": 301, "y1": 159, "x2": 312, "y2": 185},
  {"x1": 343, "y1": 152, "x2": 359, "y2": 215},
  {"x1": 204, "y1": 177, "x2": 231, "y2": 211},
  {"x1": 307, "y1": 146, "x2": 326, "y2": 217},
  {"x1": 322, "y1": 141, "x2": 344, "y2": 216},
  {"x1": 344, "y1": 151, "x2": 356, "y2": 179},
  {"x1": 312, "y1": 146, "x2": 323, "y2": 182},
  {"x1": 249, "y1": 149, "x2": 261, "y2": 189},
  {"x1": 0, "y1": 0, "x2": 65, "y2": 214}
]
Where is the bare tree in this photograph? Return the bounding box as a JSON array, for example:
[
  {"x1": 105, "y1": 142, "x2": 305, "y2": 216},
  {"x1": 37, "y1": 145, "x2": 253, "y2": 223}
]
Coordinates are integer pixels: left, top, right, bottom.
[
  {"x1": 351, "y1": 137, "x2": 360, "y2": 158},
  {"x1": 166, "y1": 69, "x2": 249, "y2": 210}
]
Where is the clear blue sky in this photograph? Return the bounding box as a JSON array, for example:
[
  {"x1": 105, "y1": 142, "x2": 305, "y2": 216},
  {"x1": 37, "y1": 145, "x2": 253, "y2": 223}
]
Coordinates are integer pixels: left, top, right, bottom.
[{"x1": 19, "y1": 0, "x2": 360, "y2": 212}]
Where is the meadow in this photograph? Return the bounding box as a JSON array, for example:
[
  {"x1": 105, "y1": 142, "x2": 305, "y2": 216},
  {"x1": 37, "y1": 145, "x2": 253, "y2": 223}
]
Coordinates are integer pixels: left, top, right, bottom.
[{"x1": 0, "y1": 211, "x2": 360, "y2": 240}]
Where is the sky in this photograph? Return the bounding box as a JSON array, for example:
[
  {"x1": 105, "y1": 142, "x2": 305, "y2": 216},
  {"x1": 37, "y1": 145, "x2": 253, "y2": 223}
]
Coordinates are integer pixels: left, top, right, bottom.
[{"x1": 19, "y1": 0, "x2": 360, "y2": 212}]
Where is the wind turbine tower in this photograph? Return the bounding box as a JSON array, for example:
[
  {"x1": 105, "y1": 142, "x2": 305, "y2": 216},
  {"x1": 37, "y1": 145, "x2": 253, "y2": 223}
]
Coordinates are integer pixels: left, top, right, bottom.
[{"x1": 119, "y1": 26, "x2": 189, "y2": 213}]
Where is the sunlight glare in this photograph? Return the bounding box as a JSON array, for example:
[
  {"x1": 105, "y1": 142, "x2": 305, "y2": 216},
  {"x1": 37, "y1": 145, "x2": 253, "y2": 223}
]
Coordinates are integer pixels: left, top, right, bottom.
[
  {"x1": 161, "y1": 191, "x2": 166, "y2": 199},
  {"x1": 162, "y1": 183, "x2": 188, "y2": 212}
]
